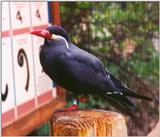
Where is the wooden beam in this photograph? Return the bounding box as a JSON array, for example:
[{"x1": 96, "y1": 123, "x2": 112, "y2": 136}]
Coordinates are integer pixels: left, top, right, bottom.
[
  {"x1": 50, "y1": 2, "x2": 61, "y2": 25},
  {"x1": 2, "y1": 95, "x2": 66, "y2": 136}
]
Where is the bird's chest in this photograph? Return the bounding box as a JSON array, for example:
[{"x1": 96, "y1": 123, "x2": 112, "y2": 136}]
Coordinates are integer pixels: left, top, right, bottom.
[
  {"x1": 51, "y1": 60, "x2": 77, "y2": 89},
  {"x1": 41, "y1": 53, "x2": 74, "y2": 88}
]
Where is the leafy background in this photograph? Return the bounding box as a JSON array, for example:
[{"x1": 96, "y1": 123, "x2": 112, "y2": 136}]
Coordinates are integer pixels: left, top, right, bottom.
[{"x1": 60, "y1": 2, "x2": 159, "y2": 136}]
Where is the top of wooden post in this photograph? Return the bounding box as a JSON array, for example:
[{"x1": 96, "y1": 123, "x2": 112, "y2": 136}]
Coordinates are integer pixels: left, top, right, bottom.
[{"x1": 50, "y1": 109, "x2": 128, "y2": 136}]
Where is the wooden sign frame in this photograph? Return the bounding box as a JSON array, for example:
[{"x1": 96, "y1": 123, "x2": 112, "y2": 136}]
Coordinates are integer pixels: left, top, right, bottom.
[{"x1": 2, "y1": 2, "x2": 66, "y2": 136}]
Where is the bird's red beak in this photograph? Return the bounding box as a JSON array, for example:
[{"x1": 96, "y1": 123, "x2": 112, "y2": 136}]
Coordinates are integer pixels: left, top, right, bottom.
[{"x1": 30, "y1": 30, "x2": 52, "y2": 40}]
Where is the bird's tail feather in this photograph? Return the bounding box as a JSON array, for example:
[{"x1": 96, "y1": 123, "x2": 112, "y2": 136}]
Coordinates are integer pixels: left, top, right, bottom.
[{"x1": 122, "y1": 87, "x2": 153, "y2": 101}]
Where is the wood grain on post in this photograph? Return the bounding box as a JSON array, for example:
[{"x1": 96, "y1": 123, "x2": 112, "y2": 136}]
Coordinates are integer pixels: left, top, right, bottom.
[{"x1": 50, "y1": 109, "x2": 127, "y2": 136}]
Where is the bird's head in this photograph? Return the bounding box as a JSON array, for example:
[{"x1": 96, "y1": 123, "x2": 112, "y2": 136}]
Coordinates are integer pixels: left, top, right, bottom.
[{"x1": 30, "y1": 25, "x2": 70, "y2": 48}]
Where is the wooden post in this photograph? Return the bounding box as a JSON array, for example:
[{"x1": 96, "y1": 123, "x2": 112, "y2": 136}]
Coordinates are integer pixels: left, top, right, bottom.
[
  {"x1": 50, "y1": 109, "x2": 127, "y2": 136},
  {"x1": 50, "y1": 2, "x2": 61, "y2": 25}
]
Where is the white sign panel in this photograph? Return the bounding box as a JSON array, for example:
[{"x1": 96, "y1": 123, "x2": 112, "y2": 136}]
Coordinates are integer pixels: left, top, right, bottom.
[
  {"x1": 10, "y1": 2, "x2": 30, "y2": 29},
  {"x1": 31, "y1": 2, "x2": 49, "y2": 26},
  {"x1": 32, "y1": 36, "x2": 53, "y2": 95},
  {"x1": 2, "y1": 1, "x2": 57, "y2": 120},
  {"x1": 12, "y1": 34, "x2": 36, "y2": 105},
  {"x1": 2, "y1": 38, "x2": 15, "y2": 113},
  {"x1": 2, "y1": 2, "x2": 10, "y2": 31}
]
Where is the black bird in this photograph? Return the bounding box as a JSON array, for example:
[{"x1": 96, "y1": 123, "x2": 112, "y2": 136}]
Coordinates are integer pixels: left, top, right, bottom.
[{"x1": 31, "y1": 25, "x2": 152, "y2": 118}]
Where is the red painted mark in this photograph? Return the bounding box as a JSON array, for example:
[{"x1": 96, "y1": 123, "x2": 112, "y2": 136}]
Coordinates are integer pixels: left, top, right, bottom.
[
  {"x1": 2, "y1": 108, "x2": 15, "y2": 127},
  {"x1": 13, "y1": 28, "x2": 30, "y2": 35},
  {"x1": 17, "y1": 98, "x2": 36, "y2": 117},
  {"x1": 2, "y1": 31, "x2": 10, "y2": 37},
  {"x1": 37, "y1": 90, "x2": 53, "y2": 105}
]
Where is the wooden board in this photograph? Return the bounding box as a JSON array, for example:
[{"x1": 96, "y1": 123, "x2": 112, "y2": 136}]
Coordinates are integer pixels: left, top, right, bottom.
[{"x1": 2, "y1": 91, "x2": 66, "y2": 136}]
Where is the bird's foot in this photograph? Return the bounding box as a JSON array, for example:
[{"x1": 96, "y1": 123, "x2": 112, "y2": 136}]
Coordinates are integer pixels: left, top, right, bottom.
[
  {"x1": 63, "y1": 104, "x2": 78, "y2": 111},
  {"x1": 55, "y1": 104, "x2": 78, "y2": 113},
  {"x1": 54, "y1": 96, "x2": 88, "y2": 113}
]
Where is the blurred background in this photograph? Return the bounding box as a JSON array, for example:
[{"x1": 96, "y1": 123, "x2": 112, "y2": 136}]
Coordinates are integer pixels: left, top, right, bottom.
[{"x1": 60, "y1": 2, "x2": 159, "y2": 136}]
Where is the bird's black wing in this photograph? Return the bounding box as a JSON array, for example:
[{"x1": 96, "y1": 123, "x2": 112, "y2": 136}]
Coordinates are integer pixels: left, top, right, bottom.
[{"x1": 54, "y1": 44, "x2": 118, "y2": 94}]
